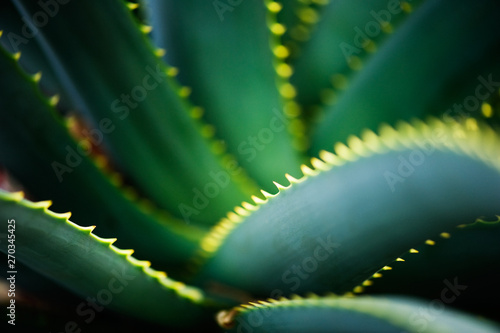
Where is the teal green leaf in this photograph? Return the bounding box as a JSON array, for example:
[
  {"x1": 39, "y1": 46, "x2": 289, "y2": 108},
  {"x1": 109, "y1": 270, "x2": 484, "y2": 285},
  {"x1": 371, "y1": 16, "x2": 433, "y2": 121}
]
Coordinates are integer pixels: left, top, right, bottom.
[
  {"x1": 10, "y1": 0, "x2": 252, "y2": 224},
  {"x1": 220, "y1": 295, "x2": 500, "y2": 332},
  {"x1": 147, "y1": 0, "x2": 304, "y2": 191},
  {"x1": 366, "y1": 218, "x2": 500, "y2": 315},
  {"x1": 0, "y1": 190, "x2": 213, "y2": 328},
  {"x1": 275, "y1": 0, "x2": 329, "y2": 60},
  {"x1": 311, "y1": 0, "x2": 500, "y2": 154},
  {"x1": 0, "y1": 44, "x2": 205, "y2": 267},
  {"x1": 1, "y1": 0, "x2": 499, "y2": 331},
  {"x1": 0, "y1": 2, "x2": 72, "y2": 109},
  {"x1": 292, "y1": 0, "x2": 423, "y2": 114},
  {"x1": 193, "y1": 119, "x2": 500, "y2": 295}
]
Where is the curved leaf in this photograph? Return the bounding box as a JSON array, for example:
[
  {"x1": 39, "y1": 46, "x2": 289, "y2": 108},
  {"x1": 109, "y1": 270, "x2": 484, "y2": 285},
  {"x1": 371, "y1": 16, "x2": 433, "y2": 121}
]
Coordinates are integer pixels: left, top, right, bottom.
[
  {"x1": 0, "y1": 44, "x2": 205, "y2": 267},
  {"x1": 311, "y1": 0, "x2": 500, "y2": 154},
  {"x1": 10, "y1": 0, "x2": 252, "y2": 223},
  {"x1": 220, "y1": 295, "x2": 500, "y2": 332},
  {"x1": 365, "y1": 219, "x2": 500, "y2": 320},
  {"x1": 146, "y1": 0, "x2": 305, "y2": 190},
  {"x1": 0, "y1": 190, "x2": 215, "y2": 328},
  {"x1": 291, "y1": 0, "x2": 423, "y2": 114},
  {"x1": 0, "y1": 2, "x2": 72, "y2": 110},
  {"x1": 193, "y1": 119, "x2": 500, "y2": 296}
]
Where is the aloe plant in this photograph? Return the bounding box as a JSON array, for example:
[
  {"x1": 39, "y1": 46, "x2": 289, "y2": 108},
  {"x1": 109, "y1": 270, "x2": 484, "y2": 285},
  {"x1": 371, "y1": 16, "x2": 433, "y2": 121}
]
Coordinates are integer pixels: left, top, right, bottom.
[{"x1": 1, "y1": 0, "x2": 500, "y2": 331}]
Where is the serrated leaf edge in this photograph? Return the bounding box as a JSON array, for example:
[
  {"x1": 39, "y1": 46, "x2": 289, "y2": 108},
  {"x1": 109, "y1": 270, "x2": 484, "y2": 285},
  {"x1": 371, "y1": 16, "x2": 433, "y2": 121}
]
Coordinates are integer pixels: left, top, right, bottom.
[
  {"x1": 0, "y1": 190, "x2": 206, "y2": 304},
  {"x1": 188, "y1": 117, "x2": 500, "y2": 273}
]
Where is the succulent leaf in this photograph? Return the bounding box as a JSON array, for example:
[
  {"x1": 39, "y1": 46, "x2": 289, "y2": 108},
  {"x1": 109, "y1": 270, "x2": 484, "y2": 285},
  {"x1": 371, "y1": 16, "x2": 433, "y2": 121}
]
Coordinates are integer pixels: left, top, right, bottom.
[
  {"x1": 310, "y1": 0, "x2": 500, "y2": 154},
  {"x1": 0, "y1": 44, "x2": 205, "y2": 267},
  {"x1": 0, "y1": 190, "x2": 217, "y2": 327},
  {"x1": 292, "y1": 0, "x2": 423, "y2": 115},
  {"x1": 0, "y1": 0, "x2": 499, "y2": 331},
  {"x1": 367, "y1": 218, "x2": 500, "y2": 314},
  {"x1": 220, "y1": 295, "x2": 500, "y2": 332},
  {"x1": 147, "y1": 0, "x2": 306, "y2": 190},
  {"x1": 194, "y1": 119, "x2": 500, "y2": 296},
  {"x1": 0, "y1": 2, "x2": 73, "y2": 110},
  {"x1": 9, "y1": 0, "x2": 253, "y2": 224},
  {"x1": 276, "y1": 0, "x2": 330, "y2": 58}
]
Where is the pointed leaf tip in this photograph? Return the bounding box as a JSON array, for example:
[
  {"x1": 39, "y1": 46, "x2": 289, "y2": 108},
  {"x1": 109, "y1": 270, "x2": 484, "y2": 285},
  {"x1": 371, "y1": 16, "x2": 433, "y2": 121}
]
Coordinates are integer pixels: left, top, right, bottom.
[
  {"x1": 334, "y1": 142, "x2": 356, "y2": 161},
  {"x1": 300, "y1": 164, "x2": 317, "y2": 177},
  {"x1": 33, "y1": 71, "x2": 42, "y2": 82},
  {"x1": 127, "y1": 2, "x2": 139, "y2": 10},
  {"x1": 128, "y1": 257, "x2": 152, "y2": 269},
  {"x1": 49, "y1": 94, "x2": 60, "y2": 106},
  {"x1": 155, "y1": 48, "x2": 166, "y2": 57},
  {"x1": 241, "y1": 201, "x2": 258, "y2": 211},
  {"x1": 140, "y1": 25, "x2": 152, "y2": 34},
  {"x1": 227, "y1": 211, "x2": 242, "y2": 222},
  {"x1": 273, "y1": 181, "x2": 287, "y2": 191},
  {"x1": 284, "y1": 173, "x2": 299, "y2": 184},
  {"x1": 10, "y1": 191, "x2": 25, "y2": 201},
  {"x1": 310, "y1": 157, "x2": 330, "y2": 171},
  {"x1": 51, "y1": 211, "x2": 72, "y2": 219},
  {"x1": 91, "y1": 234, "x2": 117, "y2": 245},
  {"x1": 77, "y1": 225, "x2": 96, "y2": 233},
  {"x1": 252, "y1": 195, "x2": 266, "y2": 204},
  {"x1": 32, "y1": 200, "x2": 52, "y2": 209},
  {"x1": 260, "y1": 190, "x2": 274, "y2": 199},
  {"x1": 318, "y1": 150, "x2": 344, "y2": 166}
]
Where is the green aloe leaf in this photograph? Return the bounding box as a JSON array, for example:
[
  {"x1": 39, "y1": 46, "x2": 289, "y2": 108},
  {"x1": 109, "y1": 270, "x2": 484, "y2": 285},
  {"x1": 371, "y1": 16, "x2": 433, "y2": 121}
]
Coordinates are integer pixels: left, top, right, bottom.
[
  {"x1": 1, "y1": 0, "x2": 499, "y2": 331},
  {"x1": 0, "y1": 2, "x2": 72, "y2": 110},
  {"x1": 0, "y1": 190, "x2": 216, "y2": 328},
  {"x1": 311, "y1": 0, "x2": 500, "y2": 154},
  {"x1": 9, "y1": 0, "x2": 252, "y2": 224},
  {"x1": 193, "y1": 119, "x2": 500, "y2": 296},
  {"x1": 273, "y1": 0, "x2": 330, "y2": 61},
  {"x1": 366, "y1": 219, "x2": 500, "y2": 316},
  {"x1": 147, "y1": 0, "x2": 305, "y2": 191},
  {"x1": 219, "y1": 295, "x2": 500, "y2": 332},
  {"x1": 291, "y1": 0, "x2": 422, "y2": 114},
  {"x1": 0, "y1": 44, "x2": 205, "y2": 267},
  {"x1": 274, "y1": 0, "x2": 307, "y2": 53}
]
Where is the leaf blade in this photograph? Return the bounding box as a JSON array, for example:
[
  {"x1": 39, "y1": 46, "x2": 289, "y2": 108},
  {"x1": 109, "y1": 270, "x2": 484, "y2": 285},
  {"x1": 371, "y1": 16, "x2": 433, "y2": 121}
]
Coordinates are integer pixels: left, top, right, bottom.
[
  {"x1": 0, "y1": 44, "x2": 205, "y2": 267},
  {"x1": 310, "y1": 0, "x2": 500, "y2": 154},
  {"x1": 194, "y1": 119, "x2": 500, "y2": 295},
  {"x1": 147, "y1": 0, "x2": 305, "y2": 191},
  {"x1": 10, "y1": 0, "x2": 252, "y2": 223},
  {"x1": 0, "y1": 190, "x2": 212, "y2": 328},
  {"x1": 222, "y1": 295, "x2": 500, "y2": 332}
]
